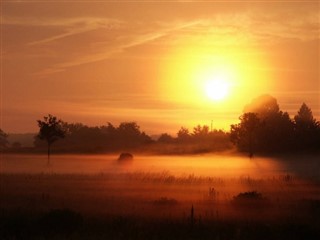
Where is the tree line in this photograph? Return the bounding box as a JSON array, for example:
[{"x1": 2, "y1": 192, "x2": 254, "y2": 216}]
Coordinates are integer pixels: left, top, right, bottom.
[
  {"x1": 32, "y1": 118, "x2": 230, "y2": 158},
  {"x1": 0, "y1": 94, "x2": 319, "y2": 158},
  {"x1": 230, "y1": 95, "x2": 320, "y2": 156}
]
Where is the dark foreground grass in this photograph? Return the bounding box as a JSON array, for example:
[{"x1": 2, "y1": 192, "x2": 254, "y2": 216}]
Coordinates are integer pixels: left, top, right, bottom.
[
  {"x1": 1, "y1": 208, "x2": 320, "y2": 240},
  {"x1": 1, "y1": 170, "x2": 320, "y2": 239}
]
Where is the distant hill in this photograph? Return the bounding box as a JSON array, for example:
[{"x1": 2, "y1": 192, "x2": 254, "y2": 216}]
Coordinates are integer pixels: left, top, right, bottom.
[{"x1": 7, "y1": 133, "x2": 36, "y2": 147}]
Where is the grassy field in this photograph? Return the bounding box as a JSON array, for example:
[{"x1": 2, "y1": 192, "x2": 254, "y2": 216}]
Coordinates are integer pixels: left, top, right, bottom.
[{"x1": 1, "y1": 153, "x2": 320, "y2": 239}]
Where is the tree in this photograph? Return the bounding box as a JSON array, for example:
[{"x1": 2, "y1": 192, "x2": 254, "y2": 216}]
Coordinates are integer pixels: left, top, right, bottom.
[
  {"x1": 177, "y1": 127, "x2": 190, "y2": 142},
  {"x1": 158, "y1": 133, "x2": 175, "y2": 143},
  {"x1": 0, "y1": 129, "x2": 8, "y2": 151},
  {"x1": 37, "y1": 114, "x2": 66, "y2": 164},
  {"x1": 118, "y1": 122, "x2": 141, "y2": 138},
  {"x1": 230, "y1": 113, "x2": 261, "y2": 156},
  {"x1": 294, "y1": 103, "x2": 320, "y2": 150},
  {"x1": 241, "y1": 95, "x2": 295, "y2": 153},
  {"x1": 116, "y1": 122, "x2": 152, "y2": 149},
  {"x1": 294, "y1": 103, "x2": 316, "y2": 124},
  {"x1": 192, "y1": 125, "x2": 210, "y2": 137},
  {"x1": 261, "y1": 111, "x2": 294, "y2": 152}
]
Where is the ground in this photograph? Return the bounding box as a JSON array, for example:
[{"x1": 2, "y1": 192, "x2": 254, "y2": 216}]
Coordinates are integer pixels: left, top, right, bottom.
[{"x1": 1, "y1": 154, "x2": 319, "y2": 239}]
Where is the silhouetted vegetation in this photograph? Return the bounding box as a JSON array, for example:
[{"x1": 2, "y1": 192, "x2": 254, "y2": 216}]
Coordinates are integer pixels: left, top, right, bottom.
[
  {"x1": 294, "y1": 103, "x2": 320, "y2": 151},
  {"x1": 37, "y1": 114, "x2": 66, "y2": 164},
  {"x1": 33, "y1": 121, "x2": 231, "y2": 154},
  {"x1": 151, "y1": 125, "x2": 231, "y2": 154},
  {"x1": 158, "y1": 133, "x2": 175, "y2": 143},
  {"x1": 230, "y1": 95, "x2": 320, "y2": 155},
  {"x1": 118, "y1": 152, "x2": 134, "y2": 163},
  {"x1": 234, "y1": 191, "x2": 264, "y2": 200},
  {"x1": 2, "y1": 94, "x2": 319, "y2": 155},
  {"x1": 35, "y1": 121, "x2": 153, "y2": 153}
]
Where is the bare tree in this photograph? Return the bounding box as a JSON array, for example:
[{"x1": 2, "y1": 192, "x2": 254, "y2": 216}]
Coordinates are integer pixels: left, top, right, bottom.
[{"x1": 37, "y1": 114, "x2": 66, "y2": 165}]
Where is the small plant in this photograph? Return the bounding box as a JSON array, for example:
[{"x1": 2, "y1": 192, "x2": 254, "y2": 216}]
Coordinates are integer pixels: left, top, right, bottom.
[
  {"x1": 233, "y1": 191, "x2": 263, "y2": 200},
  {"x1": 232, "y1": 191, "x2": 268, "y2": 209}
]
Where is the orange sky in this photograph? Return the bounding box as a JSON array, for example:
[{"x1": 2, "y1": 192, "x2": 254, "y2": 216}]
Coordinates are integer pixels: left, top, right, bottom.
[{"x1": 1, "y1": 1, "x2": 319, "y2": 134}]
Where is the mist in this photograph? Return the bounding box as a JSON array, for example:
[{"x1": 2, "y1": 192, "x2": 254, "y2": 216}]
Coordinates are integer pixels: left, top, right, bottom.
[{"x1": 2, "y1": 153, "x2": 319, "y2": 179}]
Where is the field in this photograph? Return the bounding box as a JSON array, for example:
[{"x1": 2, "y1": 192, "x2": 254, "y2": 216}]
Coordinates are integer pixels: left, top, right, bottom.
[{"x1": 1, "y1": 153, "x2": 320, "y2": 239}]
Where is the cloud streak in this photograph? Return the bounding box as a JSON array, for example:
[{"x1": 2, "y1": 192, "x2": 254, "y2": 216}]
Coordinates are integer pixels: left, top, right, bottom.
[{"x1": 3, "y1": 4, "x2": 319, "y2": 76}]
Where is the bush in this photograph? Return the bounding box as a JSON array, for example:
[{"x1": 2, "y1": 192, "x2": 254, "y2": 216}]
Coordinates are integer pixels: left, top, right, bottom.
[
  {"x1": 233, "y1": 191, "x2": 263, "y2": 200},
  {"x1": 232, "y1": 191, "x2": 269, "y2": 209}
]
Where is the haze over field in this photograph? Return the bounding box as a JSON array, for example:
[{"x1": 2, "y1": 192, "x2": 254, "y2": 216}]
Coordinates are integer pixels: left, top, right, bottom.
[
  {"x1": 1, "y1": 154, "x2": 320, "y2": 182},
  {"x1": 1, "y1": 154, "x2": 278, "y2": 176},
  {"x1": 1, "y1": 154, "x2": 320, "y2": 240}
]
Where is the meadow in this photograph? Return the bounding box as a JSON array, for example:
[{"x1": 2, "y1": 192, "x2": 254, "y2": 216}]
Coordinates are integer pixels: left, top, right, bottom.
[{"x1": 1, "y1": 153, "x2": 320, "y2": 239}]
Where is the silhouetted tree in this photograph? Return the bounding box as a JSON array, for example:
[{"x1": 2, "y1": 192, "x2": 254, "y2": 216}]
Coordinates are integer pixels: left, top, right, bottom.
[
  {"x1": 230, "y1": 113, "x2": 261, "y2": 156},
  {"x1": 294, "y1": 103, "x2": 320, "y2": 150},
  {"x1": 100, "y1": 122, "x2": 118, "y2": 150},
  {"x1": 100, "y1": 122, "x2": 117, "y2": 136},
  {"x1": 118, "y1": 122, "x2": 141, "y2": 138},
  {"x1": 117, "y1": 122, "x2": 152, "y2": 148},
  {"x1": 294, "y1": 103, "x2": 316, "y2": 125},
  {"x1": 37, "y1": 114, "x2": 66, "y2": 164},
  {"x1": 158, "y1": 133, "x2": 175, "y2": 143},
  {"x1": 232, "y1": 96, "x2": 320, "y2": 154},
  {"x1": 250, "y1": 110, "x2": 294, "y2": 152},
  {"x1": 192, "y1": 125, "x2": 210, "y2": 137},
  {"x1": 241, "y1": 95, "x2": 295, "y2": 153},
  {"x1": 0, "y1": 129, "x2": 8, "y2": 151},
  {"x1": 177, "y1": 127, "x2": 190, "y2": 143}
]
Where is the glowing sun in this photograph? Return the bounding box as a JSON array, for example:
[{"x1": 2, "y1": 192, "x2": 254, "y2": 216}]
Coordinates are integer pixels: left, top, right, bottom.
[{"x1": 205, "y1": 77, "x2": 230, "y2": 101}]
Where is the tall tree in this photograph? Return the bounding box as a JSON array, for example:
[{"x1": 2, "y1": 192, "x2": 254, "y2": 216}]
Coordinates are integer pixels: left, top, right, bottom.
[
  {"x1": 230, "y1": 113, "x2": 261, "y2": 156},
  {"x1": 294, "y1": 103, "x2": 316, "y2": 124},
  {"x1": 294, "y1": 103, "x2": 320, "y2": 150},
  {"x1": 242, "y1": 95, "x2": 295, "y2": 152},
  {"x1": 177, "y1": 127, "x2": 190, "y2": 143},
  {"x1": 0, "y1": 129, "x2": 8, "y2": 152},
  {"x1": 37, "y1": 114, "x2": 66, "y2": 164},
  {"x1": 158, "y1": 133, "x2": 175, "y2": 143},
  {"x1": 192, "y1": 125, "x2": 210, "y2": 137}
]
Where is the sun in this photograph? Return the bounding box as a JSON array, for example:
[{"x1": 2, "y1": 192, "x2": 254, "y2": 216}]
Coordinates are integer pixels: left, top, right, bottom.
[{"x1": 205, "y1": 76, "x2": 230, "y2": 101}]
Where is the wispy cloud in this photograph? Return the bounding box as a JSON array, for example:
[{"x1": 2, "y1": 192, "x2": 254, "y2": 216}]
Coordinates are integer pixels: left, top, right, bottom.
[
  {"x1": 3, "y1": 16, "x2": 123, "y2": 45},
  {"x1": 32, "y1": 19, "x2": 201, "y2": 76},
  {"x1": 3, "y1": 5, "x2": 319, "y2": 77}
]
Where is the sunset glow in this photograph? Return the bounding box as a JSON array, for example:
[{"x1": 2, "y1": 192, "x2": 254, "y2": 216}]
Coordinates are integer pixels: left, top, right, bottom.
[
  {"x1": 1, "y1": 2, "x2": 320, "y2": 238},
  {"x1": 205, "y1": 78, "x2": 230, "y2": 101},
  {"x1": 1, "y1": 1, "x2": 319, "y2": 134}
]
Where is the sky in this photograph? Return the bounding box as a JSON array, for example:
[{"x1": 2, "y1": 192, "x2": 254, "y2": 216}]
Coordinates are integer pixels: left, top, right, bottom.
[{"x1": 1, "y1": 0, "x2": 319, "y2": 135}]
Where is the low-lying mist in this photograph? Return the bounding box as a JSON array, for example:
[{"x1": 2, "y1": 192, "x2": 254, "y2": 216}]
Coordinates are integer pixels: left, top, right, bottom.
[
  {"x1": 1, "y1": 153, "x2": 319, "y2": 181},
  {"x1": 1, "y1": 153, "x2": 320, "y2": 239}
]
